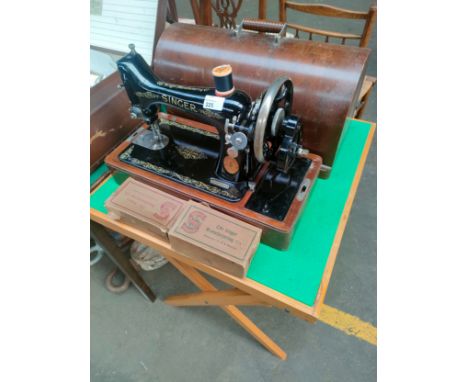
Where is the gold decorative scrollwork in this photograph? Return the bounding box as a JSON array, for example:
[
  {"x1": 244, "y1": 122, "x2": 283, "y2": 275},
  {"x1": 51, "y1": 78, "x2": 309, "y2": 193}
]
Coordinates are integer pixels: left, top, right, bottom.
[
  {"x1": 156, "y1": 81, "x2": 211, "y2": 92},
  {"x1": 198, "y1": 107, "x2": 224, "y2": 120},
  {"x1": 176, "y1": 146, "x2": 208, "y2": 160},
  {"x1": 135, "y1": 91, "x2": 159, "y2": 99},
  {"x1": 119, "y1": 146, "x2": 236, "y2": 199},
  {"x1": 159, "y1": 118, "x2": 219, "y2": 139}
]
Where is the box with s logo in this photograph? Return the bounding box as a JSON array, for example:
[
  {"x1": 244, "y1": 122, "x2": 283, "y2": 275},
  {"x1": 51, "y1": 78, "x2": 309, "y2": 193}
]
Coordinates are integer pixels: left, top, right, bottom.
[
  {"x1": 168, "y1": 201, "x2": 261, "y2": 278},
  {"x1": 105, "y1": 177, "x2": 187, "y2": 240}
]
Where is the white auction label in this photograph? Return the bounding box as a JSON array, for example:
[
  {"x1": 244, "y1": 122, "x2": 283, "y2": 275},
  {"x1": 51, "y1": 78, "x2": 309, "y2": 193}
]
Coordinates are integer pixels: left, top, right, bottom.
[{"x1": 203, "y1": 95, "x2": 225, "y2": 111}]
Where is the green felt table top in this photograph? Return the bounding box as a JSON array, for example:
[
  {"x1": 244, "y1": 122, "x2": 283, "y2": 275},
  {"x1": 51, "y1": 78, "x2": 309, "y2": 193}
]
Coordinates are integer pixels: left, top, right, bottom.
[
  {"x1": 90, "y1": 119, "x2": 373, "y2": 306},
  {"x1": 90, "y1": 163, "x2": 109, "y2": 187}
]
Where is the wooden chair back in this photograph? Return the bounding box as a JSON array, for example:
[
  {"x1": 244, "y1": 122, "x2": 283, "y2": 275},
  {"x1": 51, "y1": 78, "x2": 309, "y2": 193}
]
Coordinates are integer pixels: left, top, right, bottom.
[
  {"x1": 279, "y1": 1, "x2": 376, "y2": 47},
  {"x1": 190, "y1": 0, "x2": 268, "y2": 29}
]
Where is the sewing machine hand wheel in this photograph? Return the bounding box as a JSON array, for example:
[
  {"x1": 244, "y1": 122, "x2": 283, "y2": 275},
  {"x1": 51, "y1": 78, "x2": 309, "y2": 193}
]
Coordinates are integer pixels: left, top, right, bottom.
[{"x1": 254, "y1": 77, "x2": 293, "y2": 164}]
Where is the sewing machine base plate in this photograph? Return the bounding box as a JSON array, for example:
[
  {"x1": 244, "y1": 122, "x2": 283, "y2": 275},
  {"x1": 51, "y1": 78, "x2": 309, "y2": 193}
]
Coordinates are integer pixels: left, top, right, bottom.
[
  {"x1": 105, "y1": 114, "x2": 322, "y2": 249},
  {"x1": 119, "y1": 124, "x2": 242, "y2": 202}
]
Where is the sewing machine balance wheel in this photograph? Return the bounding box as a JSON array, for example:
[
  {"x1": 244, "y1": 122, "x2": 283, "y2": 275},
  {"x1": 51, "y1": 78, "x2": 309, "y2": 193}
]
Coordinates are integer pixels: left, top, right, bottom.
[{"x1": 254, "y1": 77, "x2": 294, "y2": 166}]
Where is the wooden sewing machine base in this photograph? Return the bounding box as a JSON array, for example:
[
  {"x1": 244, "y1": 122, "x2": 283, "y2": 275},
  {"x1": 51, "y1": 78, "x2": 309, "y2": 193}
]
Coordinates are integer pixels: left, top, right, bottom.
[{"x1": 105, "y1": 113, "x2": 322, "y2": 249}]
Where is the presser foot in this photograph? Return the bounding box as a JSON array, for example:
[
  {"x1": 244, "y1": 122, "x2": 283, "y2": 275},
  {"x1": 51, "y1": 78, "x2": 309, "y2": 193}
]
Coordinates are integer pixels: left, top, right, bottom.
[{"x1": 132, "y1": 128, "x2": 169, "y2": 151}]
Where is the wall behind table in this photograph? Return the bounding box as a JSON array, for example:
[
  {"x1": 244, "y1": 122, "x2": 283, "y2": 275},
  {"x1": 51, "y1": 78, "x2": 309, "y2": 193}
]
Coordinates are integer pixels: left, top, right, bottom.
[{"x1": 91, "y1": 0, "x2": 158, "y2": 63}]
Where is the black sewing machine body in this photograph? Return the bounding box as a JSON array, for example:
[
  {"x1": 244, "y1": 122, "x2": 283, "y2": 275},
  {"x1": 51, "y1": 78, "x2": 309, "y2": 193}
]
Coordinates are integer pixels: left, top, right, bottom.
[
  {"x1": 111, "y1": 46, "x2": 316, "y2": 225},
  {"x1": 117, "y1": 49, "x2": 255, "y2": 194}
]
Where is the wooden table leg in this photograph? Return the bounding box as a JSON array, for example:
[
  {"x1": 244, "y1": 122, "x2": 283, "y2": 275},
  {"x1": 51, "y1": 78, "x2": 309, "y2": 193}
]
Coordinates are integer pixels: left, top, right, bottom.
[
  {"x1": 166, "y1": 258, "x2": 287, "y2": 360},
  {"x1": 90, "y1": 221, "x2": 156, "y2": 302}
]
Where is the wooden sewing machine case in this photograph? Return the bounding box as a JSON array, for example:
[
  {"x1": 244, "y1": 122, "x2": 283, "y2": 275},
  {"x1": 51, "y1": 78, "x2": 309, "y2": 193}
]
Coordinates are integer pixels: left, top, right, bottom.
[
  {"x1": 90, "y1": 72, "x2": 140, "y2": 174},
  {"x1": 153, "y1": 21, "x2": 370, "y2": 178}
]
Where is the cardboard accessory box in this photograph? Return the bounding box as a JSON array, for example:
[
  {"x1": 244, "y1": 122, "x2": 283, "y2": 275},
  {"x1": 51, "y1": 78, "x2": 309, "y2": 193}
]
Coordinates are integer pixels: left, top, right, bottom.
[
  {"x1": 105, "y1": 177, "x2": 187, "y2": 240},
  {"x1": 169, "y1": 201, "x2": 261, "y2": 278}
]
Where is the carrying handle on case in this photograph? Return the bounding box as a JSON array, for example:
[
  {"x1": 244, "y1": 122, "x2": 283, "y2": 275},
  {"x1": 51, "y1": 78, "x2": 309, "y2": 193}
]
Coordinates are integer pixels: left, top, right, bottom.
[{"x1": 236, "y1": 18, "x2": 287, "y2": 43}]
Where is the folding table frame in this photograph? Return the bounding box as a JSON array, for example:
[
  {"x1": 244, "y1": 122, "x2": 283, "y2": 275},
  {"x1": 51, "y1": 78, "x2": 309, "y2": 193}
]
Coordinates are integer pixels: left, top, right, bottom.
[{"x1": 90, "y1": 119, "x2": 375, "y2": 360}]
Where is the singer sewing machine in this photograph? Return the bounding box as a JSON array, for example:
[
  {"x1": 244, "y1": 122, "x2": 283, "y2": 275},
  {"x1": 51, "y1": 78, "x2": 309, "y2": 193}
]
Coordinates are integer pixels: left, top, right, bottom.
[{"x1": 105, "y1": 45, "x2": 322, "y2": 249}]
